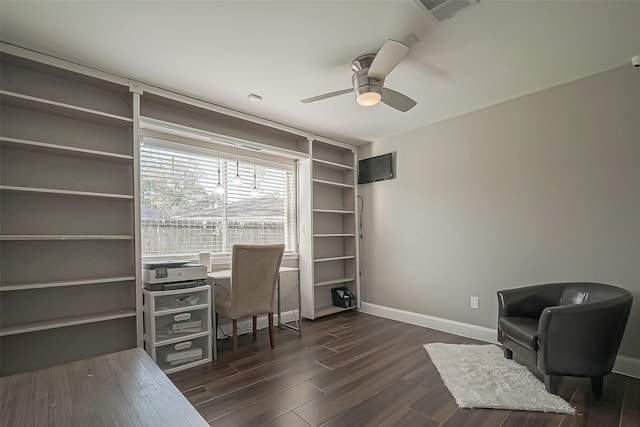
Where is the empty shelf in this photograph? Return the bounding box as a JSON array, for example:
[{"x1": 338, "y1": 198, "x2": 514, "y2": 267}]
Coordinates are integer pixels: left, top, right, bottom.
[
  {"x1": 314, "y1": 277, "x2": 356, "y2": 287},
  {"x1": 313, "y1": 255, "x2": 355, "y2": 263},
  {"x1": 0, "y1": 137, "x2": 133, "y2": 162},
  {"x1": 313, "y1": 158, "x2": 353, "y2": 171},
  {"x1": 313, "y1": 209, "x2": 355, "y2": 214},
  {"x1": 0, "y1": 309, "x2": 136, "y2": 336},
  {"x1": 0, "y1": 90, "x2": 133, "y2": 127},
  {"x1": 0, "y1": 185, "x2": 134, "y2": 199},
  {"x1": 312, "y1": 179, "x2": 354, "y2": 189},
  {"x1": 0, "y1": 235, "x2": 134, "y2": 241},
  {"x1": 0, "y1": 276, "x2": 136, "y2": 292}
]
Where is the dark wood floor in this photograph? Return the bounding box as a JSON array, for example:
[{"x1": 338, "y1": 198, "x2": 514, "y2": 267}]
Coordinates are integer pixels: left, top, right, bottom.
[{"x1": 169, "y1": 312, "x2": 640, "y2": 427}]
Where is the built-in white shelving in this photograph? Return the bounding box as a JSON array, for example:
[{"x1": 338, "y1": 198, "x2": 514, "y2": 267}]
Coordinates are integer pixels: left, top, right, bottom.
[
  {"x1": 0, "y1": 51, "x2": 139, "y2": 375},
  {"x1": 299, "y1": 140, "x2": 360, "y2": 320}
]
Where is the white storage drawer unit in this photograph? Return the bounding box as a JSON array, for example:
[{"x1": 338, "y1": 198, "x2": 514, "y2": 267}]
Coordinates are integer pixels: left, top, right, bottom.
[{"x1": 142, "y1": 285, "x2": 213, "y2": 374}]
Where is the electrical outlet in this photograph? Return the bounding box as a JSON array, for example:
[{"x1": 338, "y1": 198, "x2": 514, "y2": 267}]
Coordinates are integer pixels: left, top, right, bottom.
[{"x1": 470, "y1": 296, "x2": 479, "y2": 309}]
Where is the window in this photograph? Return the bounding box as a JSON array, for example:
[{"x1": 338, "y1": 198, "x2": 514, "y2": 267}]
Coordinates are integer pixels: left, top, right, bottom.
[{"x1": 140, "y1": 137, "x2": 296, "y2": 258}]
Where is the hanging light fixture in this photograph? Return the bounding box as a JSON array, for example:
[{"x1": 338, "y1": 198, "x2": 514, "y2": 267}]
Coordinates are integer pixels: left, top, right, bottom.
[
  {"x1": 250, "y1": 154, "x2": 259, "y2": 197},
  {"x1": 233, "y1": 145, "x2": 243, "y2": 185},
  {"x1": 214, "y1": 140, "x2": 224, "y2": 194}
]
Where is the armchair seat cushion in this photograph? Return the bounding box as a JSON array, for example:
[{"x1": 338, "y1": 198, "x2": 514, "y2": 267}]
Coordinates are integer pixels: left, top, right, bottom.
[{"x1": 499, "y1": 316, "x2": 539, "y2": 351}]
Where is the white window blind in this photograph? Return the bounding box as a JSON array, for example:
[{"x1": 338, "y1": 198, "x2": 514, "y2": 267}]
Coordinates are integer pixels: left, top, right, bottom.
[{"x1": 140, "y1": 138, "x2": 296, "y2": 258}]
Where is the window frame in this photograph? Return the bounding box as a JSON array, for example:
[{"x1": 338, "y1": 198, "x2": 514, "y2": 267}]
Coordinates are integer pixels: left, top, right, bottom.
[{"x1": 139, "y1": 135, "x2": 298, "y2": 262}]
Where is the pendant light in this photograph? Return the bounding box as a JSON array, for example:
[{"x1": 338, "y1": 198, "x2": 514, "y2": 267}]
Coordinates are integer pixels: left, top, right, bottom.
[
  {"x1": 250, "y1": 154, "x2": 259, "y2": 197},
  {"x1": 233, "y1": 145, "x2": 243, "y2": 185},
  {"x1": 214, "y1": 140, "x2": 224, "y2": 194}
]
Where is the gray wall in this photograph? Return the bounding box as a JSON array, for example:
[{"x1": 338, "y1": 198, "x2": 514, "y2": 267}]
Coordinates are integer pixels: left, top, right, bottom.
[{"x1": 358, "y1": 65, "x2": 640, "y2": 359}]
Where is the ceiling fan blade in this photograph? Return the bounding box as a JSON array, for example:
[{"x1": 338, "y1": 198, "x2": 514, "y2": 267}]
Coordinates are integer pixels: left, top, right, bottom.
[
  {"x1": 367, "y1": 40, "x2": 409, "y2": 81},
  {"x1": 301, "y1": 89, "x2": 352, "y2": 104},
  {"x1": 381, "y1": 88, "x2": 417, "y2": 112}
]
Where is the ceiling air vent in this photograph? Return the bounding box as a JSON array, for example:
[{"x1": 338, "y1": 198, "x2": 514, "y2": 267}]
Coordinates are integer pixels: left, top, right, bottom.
[{"x1": 415, "y1": 0, "x2": 480, "y2": 23}]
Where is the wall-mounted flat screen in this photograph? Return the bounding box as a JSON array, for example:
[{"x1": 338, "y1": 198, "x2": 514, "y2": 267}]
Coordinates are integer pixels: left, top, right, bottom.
[{"x1": 358, "y1": 153, "x2": 394, "y2": 184}]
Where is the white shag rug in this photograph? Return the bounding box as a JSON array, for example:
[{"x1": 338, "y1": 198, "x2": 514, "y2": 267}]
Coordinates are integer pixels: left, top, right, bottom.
[{"x1": 424, "y1": 343, "x2": 576, "y2": 414}]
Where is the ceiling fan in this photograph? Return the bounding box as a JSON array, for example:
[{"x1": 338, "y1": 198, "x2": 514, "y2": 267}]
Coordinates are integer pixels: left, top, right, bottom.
[{"x1": 301, "y1": 39, "x2": 417, "y2": 112}]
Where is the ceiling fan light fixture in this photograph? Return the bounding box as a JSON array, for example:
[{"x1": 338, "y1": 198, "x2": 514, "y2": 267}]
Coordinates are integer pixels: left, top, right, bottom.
[
  {"x1": 357, "y1": 91, "x2": 382, "y2": 106},
  {"x1": 355, "y1": 83, "x2": 383, "y2": 107}
]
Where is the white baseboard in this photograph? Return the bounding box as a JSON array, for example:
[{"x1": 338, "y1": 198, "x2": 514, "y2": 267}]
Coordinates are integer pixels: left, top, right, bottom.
[
  {"x1": 359, "y1": 302, "x2": 640, "y2": 379},
  {"x1": 359, "y1": 302, "x2": 497, "y2": 344}
]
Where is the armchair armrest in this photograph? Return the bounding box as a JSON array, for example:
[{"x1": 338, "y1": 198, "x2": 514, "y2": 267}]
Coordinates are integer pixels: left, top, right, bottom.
[
  {"x1": 537, "y1": 296, "x2": 632, "y2": 376},
  {"x1": 497, "y1": 283, "x2": 564, "y2": 319}
]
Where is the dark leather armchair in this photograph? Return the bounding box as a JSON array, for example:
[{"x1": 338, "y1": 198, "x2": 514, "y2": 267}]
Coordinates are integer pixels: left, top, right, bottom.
[{"x1": 497, "y1": 282, "x2": 632, "y2": 395}]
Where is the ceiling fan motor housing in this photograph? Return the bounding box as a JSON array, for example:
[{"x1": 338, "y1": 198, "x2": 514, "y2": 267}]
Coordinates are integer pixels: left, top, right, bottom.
[{"x1": 352, "y1": 54, "x2": 383, "y2": 105}]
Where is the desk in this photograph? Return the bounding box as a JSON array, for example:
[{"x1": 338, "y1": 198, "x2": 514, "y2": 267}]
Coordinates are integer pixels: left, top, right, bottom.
[
  {"x1": 0, "y1": 348, "x2": 208, "y2": 427},
  {"x1": 207, "y1": 266, "x2": 301, "y2": 336}
]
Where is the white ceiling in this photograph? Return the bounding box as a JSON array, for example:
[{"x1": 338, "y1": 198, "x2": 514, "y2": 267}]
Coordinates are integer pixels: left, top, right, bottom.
[{"x1": 1, "y1": 1, "x2": 639, "y2": 146}]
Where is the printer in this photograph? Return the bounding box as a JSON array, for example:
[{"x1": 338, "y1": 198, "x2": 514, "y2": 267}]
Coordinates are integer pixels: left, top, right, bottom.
[{"x1": 142, "y1": 260, "x2": 207, "y2": 291}]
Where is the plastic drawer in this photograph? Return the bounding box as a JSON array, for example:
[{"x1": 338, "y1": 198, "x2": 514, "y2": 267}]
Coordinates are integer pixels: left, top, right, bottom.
[
  {"x1": 154, "y1": 308, "x2": 207, "y2": 342},
  {"x1": 155, "y1": 288, "x2": 209, "y2": 312},
  {"x1": 156, "y1": 335, "x2": 209, "y2": 371}
]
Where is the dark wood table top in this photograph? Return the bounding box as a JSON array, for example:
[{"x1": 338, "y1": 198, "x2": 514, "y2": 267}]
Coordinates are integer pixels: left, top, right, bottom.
[{"x1": 0, "y1": 348, "x2": 209, "y2": 426}]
